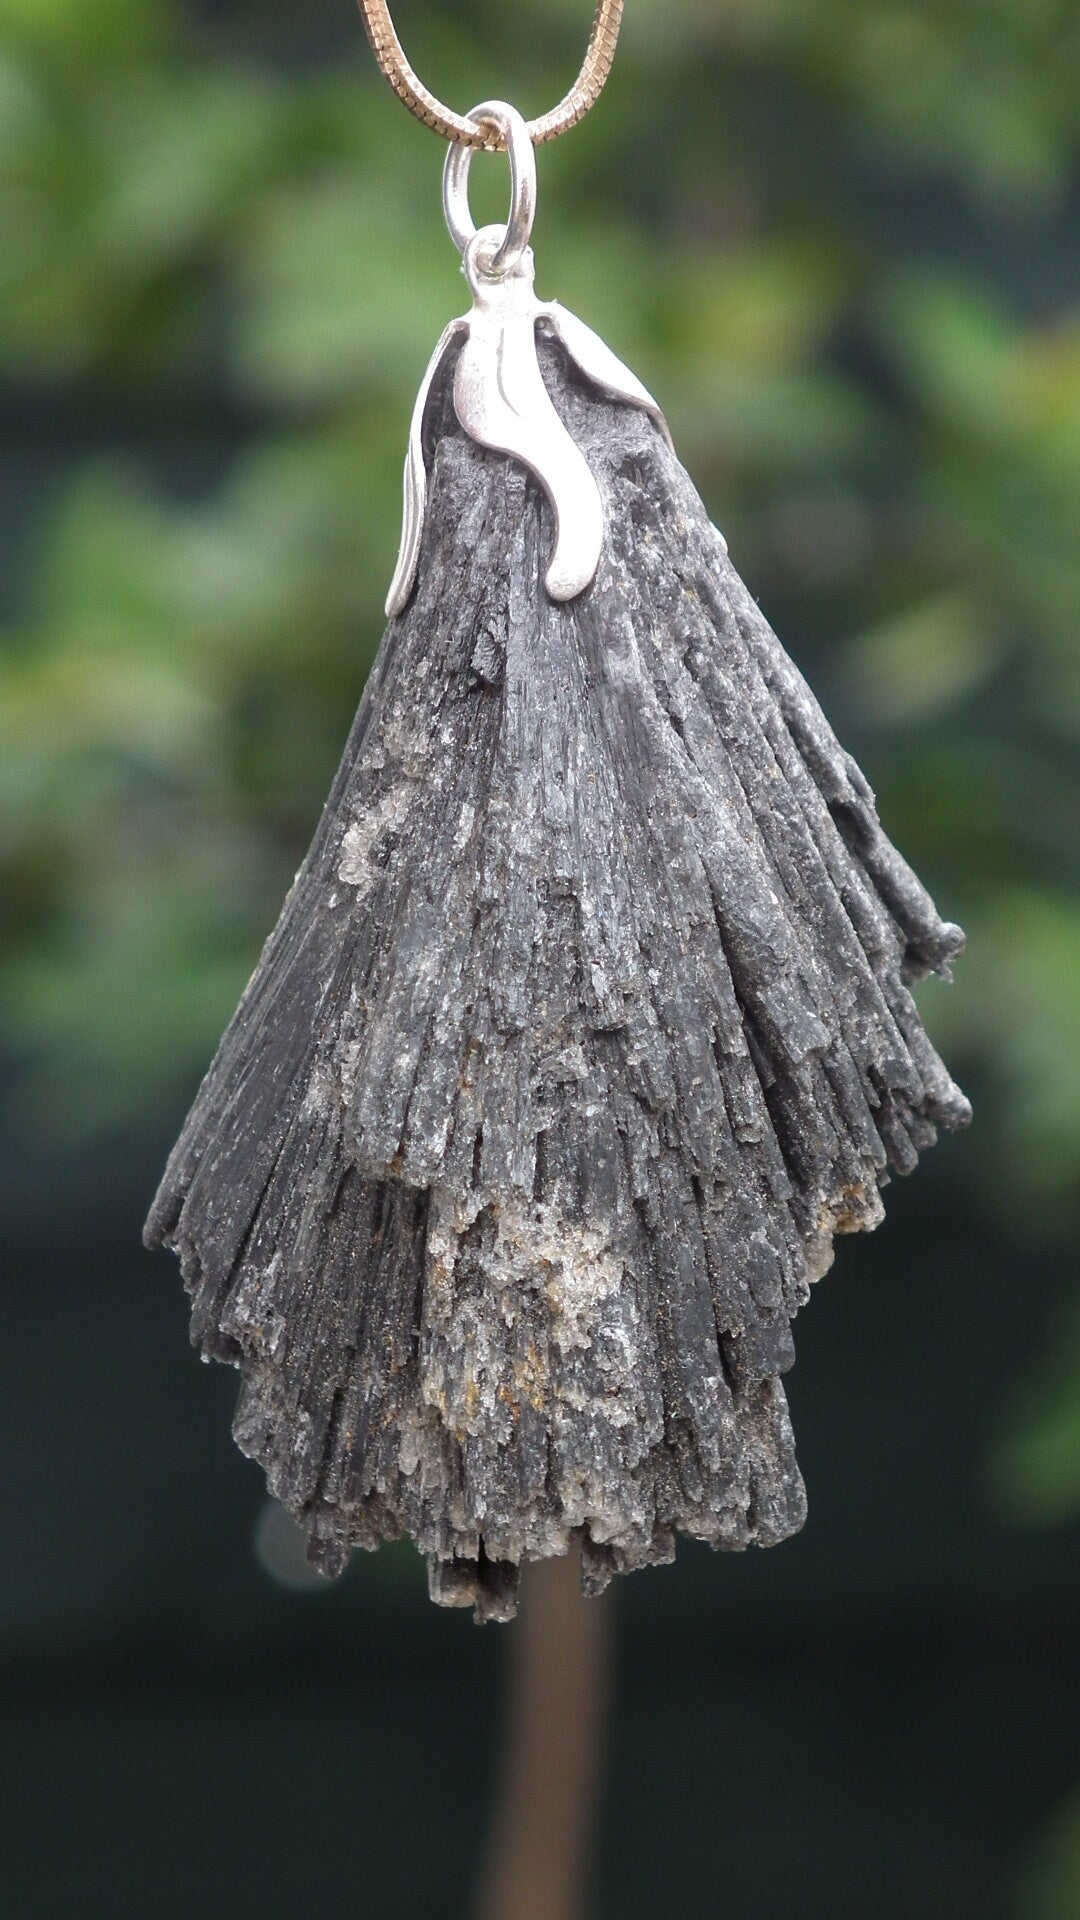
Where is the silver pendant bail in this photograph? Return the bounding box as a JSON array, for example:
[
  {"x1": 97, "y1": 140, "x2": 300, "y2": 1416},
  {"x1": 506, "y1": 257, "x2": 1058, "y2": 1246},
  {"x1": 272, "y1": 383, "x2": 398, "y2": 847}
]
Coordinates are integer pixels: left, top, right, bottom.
[{"x1": 442, "y1": 99, "x2": 537, "y2": 277}]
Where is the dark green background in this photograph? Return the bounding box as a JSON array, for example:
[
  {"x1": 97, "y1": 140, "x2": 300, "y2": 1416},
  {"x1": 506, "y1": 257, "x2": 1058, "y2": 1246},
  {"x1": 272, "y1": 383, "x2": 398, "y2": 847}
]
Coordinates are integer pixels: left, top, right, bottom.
[{"x1": 3, "y1": 3, "x2": 1079, "y2": 1915}]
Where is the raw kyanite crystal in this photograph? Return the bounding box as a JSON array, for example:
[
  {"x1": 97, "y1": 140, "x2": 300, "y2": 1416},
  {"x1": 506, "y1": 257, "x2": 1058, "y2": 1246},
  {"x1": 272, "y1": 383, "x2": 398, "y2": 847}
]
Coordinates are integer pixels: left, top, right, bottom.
[{"x1": 146, "y1": 337, "x2": 970, "y2": 1622}]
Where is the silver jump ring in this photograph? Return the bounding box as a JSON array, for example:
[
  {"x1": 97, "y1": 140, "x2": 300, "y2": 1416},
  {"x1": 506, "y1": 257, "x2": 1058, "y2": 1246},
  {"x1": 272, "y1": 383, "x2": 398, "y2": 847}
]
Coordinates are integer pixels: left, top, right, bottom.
[{"x1": 442, "y1": 100, "x2": 536, "y2": 277}]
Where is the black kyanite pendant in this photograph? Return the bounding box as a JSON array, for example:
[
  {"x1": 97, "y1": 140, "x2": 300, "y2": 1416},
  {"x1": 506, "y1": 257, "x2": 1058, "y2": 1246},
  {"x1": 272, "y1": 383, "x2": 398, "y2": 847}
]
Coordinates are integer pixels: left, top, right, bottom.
[{"x1": 145, "y1": 105, "x2": 970, "y2": 1622}]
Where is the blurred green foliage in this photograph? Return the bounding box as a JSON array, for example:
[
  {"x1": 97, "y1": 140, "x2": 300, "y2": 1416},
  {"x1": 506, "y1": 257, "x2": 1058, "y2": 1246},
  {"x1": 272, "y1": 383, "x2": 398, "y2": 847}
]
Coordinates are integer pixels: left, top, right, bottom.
[{"x1": 0, "y1": 0, "x2": 1077, "y2": 1906}]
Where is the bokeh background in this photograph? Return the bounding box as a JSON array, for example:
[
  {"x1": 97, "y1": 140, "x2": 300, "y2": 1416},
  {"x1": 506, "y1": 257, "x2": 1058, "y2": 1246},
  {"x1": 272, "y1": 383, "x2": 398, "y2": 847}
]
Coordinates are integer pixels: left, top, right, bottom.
[{"x1": 2, "y1": 2, "x2": 1079, "y2": 1915}]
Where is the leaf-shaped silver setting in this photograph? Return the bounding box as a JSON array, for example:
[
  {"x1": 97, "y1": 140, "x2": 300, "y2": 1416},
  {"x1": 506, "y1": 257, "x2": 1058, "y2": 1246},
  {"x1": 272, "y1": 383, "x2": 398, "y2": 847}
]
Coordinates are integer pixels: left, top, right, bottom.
[
  {"x1": 538, "y1": 302, "x2": 670, "y2": 447},
  {"x1": 385, "y1": 233, "x2": 670, "y2": 618},
  {"x1": 385, "y1": 318, "x2": 467, "y2": 619}
]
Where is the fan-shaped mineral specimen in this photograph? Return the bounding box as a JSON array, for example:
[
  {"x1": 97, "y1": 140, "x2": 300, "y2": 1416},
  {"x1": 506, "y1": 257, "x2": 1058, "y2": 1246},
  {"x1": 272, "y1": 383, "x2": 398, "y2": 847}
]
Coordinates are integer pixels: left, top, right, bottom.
[{"x1": 146, "y1": 335, "x2": 970, "y2": 1621}]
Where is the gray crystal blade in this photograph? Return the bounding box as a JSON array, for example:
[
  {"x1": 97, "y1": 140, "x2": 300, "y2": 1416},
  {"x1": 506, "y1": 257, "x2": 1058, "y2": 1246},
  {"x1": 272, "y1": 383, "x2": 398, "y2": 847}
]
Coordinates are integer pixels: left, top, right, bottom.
[{"x1": 146, "y1": 337, "x2": 969, "y2": 1622}]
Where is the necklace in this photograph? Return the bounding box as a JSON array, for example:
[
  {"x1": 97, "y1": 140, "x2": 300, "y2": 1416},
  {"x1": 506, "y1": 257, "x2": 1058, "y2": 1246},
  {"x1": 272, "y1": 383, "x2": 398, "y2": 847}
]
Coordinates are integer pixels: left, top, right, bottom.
[{"x1": 146, "y1": 5, "x2": 970, "y2": 1623}]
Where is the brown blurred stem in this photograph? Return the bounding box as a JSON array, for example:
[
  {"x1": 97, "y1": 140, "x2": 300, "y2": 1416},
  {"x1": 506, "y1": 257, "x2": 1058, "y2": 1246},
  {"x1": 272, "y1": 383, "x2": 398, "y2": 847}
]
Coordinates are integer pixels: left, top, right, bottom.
[{"x1": 472, "y1": 1553, "x2": 611, "y2": 1920}]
